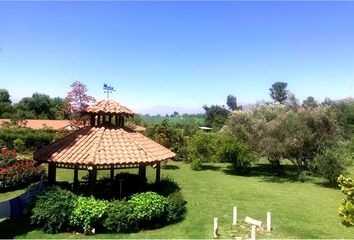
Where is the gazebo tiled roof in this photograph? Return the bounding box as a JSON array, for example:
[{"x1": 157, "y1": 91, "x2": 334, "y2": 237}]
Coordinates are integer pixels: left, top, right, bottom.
[
  {"x1": 33, "y1": 126, "x2": 175, "y2": 166},
  {"x1": 85, "y1": 99, "x2": 134, "y2": 116},
  {"x1": 34, "y1": 98, "x2": 173, "y2": 193}
]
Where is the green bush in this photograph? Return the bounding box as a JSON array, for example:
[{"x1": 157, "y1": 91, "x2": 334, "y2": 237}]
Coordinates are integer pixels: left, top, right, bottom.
[
  {"x1": 190, "y1": 159, "x2": 202, "y2": 171},
  {"x1": 338, "y1": 175, "x2": 354, "y2": 226},
  {"x1": 13, "y1": 138, "x2": 25, "y2": 152},
  {"x1": 314, "y1": 147, "x2": 353, "y2": 184},
  {"x1": 0, "y1": 127, "x2": 56, "y2": 150},
  {"x1": 149, "y1": 177, "x2": 181, "y2": 197},
  {"x1": 167, "y1": 191, "x2": 187, "y2": 223},
  {"x1": 216, "y1": 132, "x2": 255, "y2": 172},
  {"x1": 31, "y1": 187, "x2": 77, "y2": 233},
  {"x1": 128, "y1": 191, "x2": 168, "y2": 226},
  {"x1": 103, "y1": 201, "x2": 138, "y2": 233},
  {"x1": 70, "y1": 196, "x2": 109, "y2": 232}
]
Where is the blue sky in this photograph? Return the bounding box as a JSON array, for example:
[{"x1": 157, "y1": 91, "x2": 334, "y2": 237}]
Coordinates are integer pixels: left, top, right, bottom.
[{"x1": 0, "y1": 1, "x2": 354, "y2": 114}]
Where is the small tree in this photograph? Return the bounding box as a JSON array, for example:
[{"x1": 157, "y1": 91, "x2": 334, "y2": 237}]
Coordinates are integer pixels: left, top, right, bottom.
[
  {"x1": 0, "y1": 89, "x2": 11, "y2": 103},
  {"x1": 65, "y1": 81, "x2": 95, "y2": 128},
  {"x1": 303, "y1": 96, "x2": 318, "y2": 109},
  {"x1": 269, "y1": 82, "x2": 288, "y2": 104},
  {"x1": 203, "y1": 104, "x2": 230, "y2": 128},
  {"x1": 226, "y1": 95, "x2": 239, "y2": 111},
  {"x1": 315, "y1": 147, "x2": 352, "y2": 185}
]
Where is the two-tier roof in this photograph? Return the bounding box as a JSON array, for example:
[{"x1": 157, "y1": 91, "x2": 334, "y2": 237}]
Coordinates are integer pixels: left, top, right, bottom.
[{"x1": 34, "y1": 99, "x2": 175, "y2": 194}]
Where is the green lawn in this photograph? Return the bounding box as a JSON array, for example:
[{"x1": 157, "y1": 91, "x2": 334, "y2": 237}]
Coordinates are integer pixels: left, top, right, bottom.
[{"x1": 1, "y1": 161, "x2": 354, "y2": 238}]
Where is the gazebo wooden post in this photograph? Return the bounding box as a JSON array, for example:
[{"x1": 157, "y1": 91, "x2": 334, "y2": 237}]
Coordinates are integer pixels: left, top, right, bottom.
[
  {"x1": 73, "y1": 165, "x2": 79, "y2": 191},
  {"x1": 98, "y1": 114, "x2": 101, "y2": 127},
  {"x1": 109, "y1": 115, "x2": 112, "y2": 125},
  {"x1": 88, "y1": 166, "x2": 97, "y2": 196},
  {"x1": 90, "y1": 114, "x2": 95, "y2": 127},
  {"x1": 121, "y1": 116, "x2": 125, "y2": 127},
  {"x1": 139, "y1": 163, "x2": 146, "y2": 190},
  {"x1": 118, "y1": 115, "x2": 122, "y2": 127},
  {"x1": 48, "y1": 162, "x2": 56, "y2": 185},
  {"x1": 115, "y1": 115, "x2": 118, "y2": 128},
  {"x1": 155, "y1": 162, "x2": 161, "y2": 183},
  {"x1": 110, "y1": 165, "x2": 115, "y2": 181}
]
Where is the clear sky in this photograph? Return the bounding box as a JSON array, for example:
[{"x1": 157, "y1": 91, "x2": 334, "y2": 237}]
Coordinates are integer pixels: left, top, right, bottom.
[{"x1": 0, "y1": 1, "x2": 354, "y2": 114}]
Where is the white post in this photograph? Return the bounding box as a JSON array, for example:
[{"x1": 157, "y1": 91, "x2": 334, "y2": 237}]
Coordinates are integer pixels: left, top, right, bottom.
[
  {"x1": 233, "y1": 207, "x2": 238, "y2": 225},
  {"x1": 267, "y1": 211, "x2": 272, "y2": 232},
  {"x1": 251, "y1": 225, "x2": 256, "y2": 240},
  {"x1": 213, "y1": 217, "x2": 218, "y2": 238}
]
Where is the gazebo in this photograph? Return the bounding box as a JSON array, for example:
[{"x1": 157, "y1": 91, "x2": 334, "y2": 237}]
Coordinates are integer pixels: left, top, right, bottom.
[{"x1": 34, "y1": 99, "x2": 175, "y2": 195}]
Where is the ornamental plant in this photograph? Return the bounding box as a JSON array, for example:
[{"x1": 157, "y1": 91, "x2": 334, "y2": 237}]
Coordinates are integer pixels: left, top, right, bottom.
[
  {"x1": 0, "y1": 159, "x2": 45, "y2": 190},
  {"x1": 31, "y1": 187, "x2": 77, "y2": 233},
  {"x1": 128, "y1": 191, "x2": 168, "y2": 226},
  {"x1": 70, "y1": 196, "x2": 109, "y2": 232},
  {"x1": 337, "y1": 175, "x2": 354, "y2": 226}
]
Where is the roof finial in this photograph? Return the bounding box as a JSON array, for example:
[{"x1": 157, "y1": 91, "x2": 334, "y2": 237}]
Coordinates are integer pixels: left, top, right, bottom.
[{"x1": 103, "y1": 83, "x2": 116, "y2": 99}]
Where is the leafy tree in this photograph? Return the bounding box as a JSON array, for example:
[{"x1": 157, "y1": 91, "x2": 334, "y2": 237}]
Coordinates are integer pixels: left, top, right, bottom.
[
  {"x1": 203, "y1": 105, "x2": 230, "y2": 128},
  {"x1": 269, "y1": 82, "x2": 288, "y2": 104},
  {"x1": 0, "y1": 89, "x2": 11, "y2": 103},
  {"x1": 314, "y1": 147, "x2": 352, "y2": 185},
  {"x1": 16, "y1": 93, "x2": 53, "y2": 119},
  {"x1": 66, "y1": 81, "x2": 95, "y2": 113},
  {"x1": 226, "y1": 95, "x2": 240, "y2": 111},
  {"x1": 216, "y1": 132, "x2": 255, "y2": 172},
  {"x1": 65, "y1": 81, "x2": 95, "y2": 127},
  {"x1": 0, "y1": 102, "x2": 15, "y2": 118},
  {"x1": 303, "y1": 96, "x2": 318, "y2": 109}
]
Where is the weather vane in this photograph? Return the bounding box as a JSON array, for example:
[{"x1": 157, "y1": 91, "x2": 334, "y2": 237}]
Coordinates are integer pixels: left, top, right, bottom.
[{"x1": 103, "y1": 83, "x2": 116, "y2": 99}]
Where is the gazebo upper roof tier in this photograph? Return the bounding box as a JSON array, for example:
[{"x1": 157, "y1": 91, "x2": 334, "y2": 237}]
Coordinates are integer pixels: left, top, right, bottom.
[
  {"x1": 85, "y1": 99, "x2": 134, "y2": 116},
  {"x1": 34, "y1": 126, "x2": 175, "y2": 166}
]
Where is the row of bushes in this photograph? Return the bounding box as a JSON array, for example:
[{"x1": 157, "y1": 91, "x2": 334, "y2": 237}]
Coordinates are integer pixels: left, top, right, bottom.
[
  {"x1": 0, "y1": 148, "x2": 46, "y2": 191},
  {"x1": 0, "y1": 127, "x2": 59, "y2": 151},
  {"x1": 31, "y1": 186, "x2": 186, "y2": 234}
]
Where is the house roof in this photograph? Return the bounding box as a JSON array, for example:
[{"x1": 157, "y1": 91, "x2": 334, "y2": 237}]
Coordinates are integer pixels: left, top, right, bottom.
[
  {"x1": 33, "y1": 126, "x2": 175, "y2": 166},
  {"x1": 85, "y1": 99, "x2": 134, "y2": 115},
  {"x1": 0, "y1": 119, "x2": 72, "y2": 130}
]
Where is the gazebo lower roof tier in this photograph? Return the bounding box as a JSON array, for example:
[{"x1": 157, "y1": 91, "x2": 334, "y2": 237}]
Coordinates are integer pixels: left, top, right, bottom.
[
  {"x1": 34, "y1": 127, "x2": 175, "y2": 166},
  {"x1": 85, "y1": 99, "x2": 134, "y2": 115}
]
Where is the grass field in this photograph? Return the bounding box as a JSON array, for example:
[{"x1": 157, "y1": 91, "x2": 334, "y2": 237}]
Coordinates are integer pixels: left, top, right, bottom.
[
  {"x1": 142, "y1": 115, "x2": 205, "y2": 125},
  {"x1": 1, "y1": 161, "x2": 354, "y2": 239}
]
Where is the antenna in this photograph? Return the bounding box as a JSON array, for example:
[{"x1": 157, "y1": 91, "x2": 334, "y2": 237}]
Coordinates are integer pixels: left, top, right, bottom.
[{"x1": 103, "y1": 83, "x2": 116, "y2": 99}]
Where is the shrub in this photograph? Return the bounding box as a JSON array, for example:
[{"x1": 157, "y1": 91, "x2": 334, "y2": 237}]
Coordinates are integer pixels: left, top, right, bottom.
[
  {"x1": 128, "y1": 191, "x2": 168, "y2": 226},
  {"x1": 31, "y1": 187, "x2": 77, "y2": 233},
  {"x1": 0, "y1": 148, "x2": 17, "y2": 168},
  {"x1": 338, "y1": 175, "x2": 354, "y2": 226},
  {"x1": 187, "y1": 131, "x2": 217, "y2": 164},
  {"x1": 0, "y1": 160, "x2": 45, "y2": 190},
  {"x1": 315, "y1": 147, "x2": 353, "y2": 184},
  {"x1": 103, "y1": 200, "x2": 138, "y2": 233},
  {"x1": 149, "y1": 177, "x2": 181, "y2": 197},
  {"x1": 166, "y1": 191, "x2": 186, "y2": 223},
  {"x1": 190, "y1": 159, "x2": 202, "y2": 171},
  {"x1": 0, "y1": 127, "x2": 56, "y2": 150},
  {"x1": 13, "y1": 138, "x2": 25, "y2": 152},
  {"x1": 70, "y1": 196, "x2": 109, "y2": 232},
  {"x1": 216, "y1": 132, "x2": 255, "y2": 172}
]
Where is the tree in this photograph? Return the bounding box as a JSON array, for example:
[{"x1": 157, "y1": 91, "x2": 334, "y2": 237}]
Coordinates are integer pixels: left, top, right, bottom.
[
  {"x1": 226, "y1": 95, "x2": 240, "y2": 111},
  {"x1": 0, "y1": 89, "x2": 11, "y2": 103},
  {"x1": 269, "y1": 82, "x2": 288, "y2": 104},
  {"x1": 16, "y1": 93, "x2": 54, "y2": 119},
  {"x1": 203, "y1": 105, "x2": 230, "y2": 128},
  {"x1": 66, "y1": 81, "x2": 95, "y2": 113},
  {"x1": 65, "y1": 81, "x2": 95, "y2": 127},
  {"x1": 303, "y1": 96, "x2": 318, "y2": 109}
]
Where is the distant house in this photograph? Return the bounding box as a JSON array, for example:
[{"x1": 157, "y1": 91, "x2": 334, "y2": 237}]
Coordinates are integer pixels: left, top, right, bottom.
[{"x1": 0, "y1": 119, "x2": 74, "y2": 131}]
